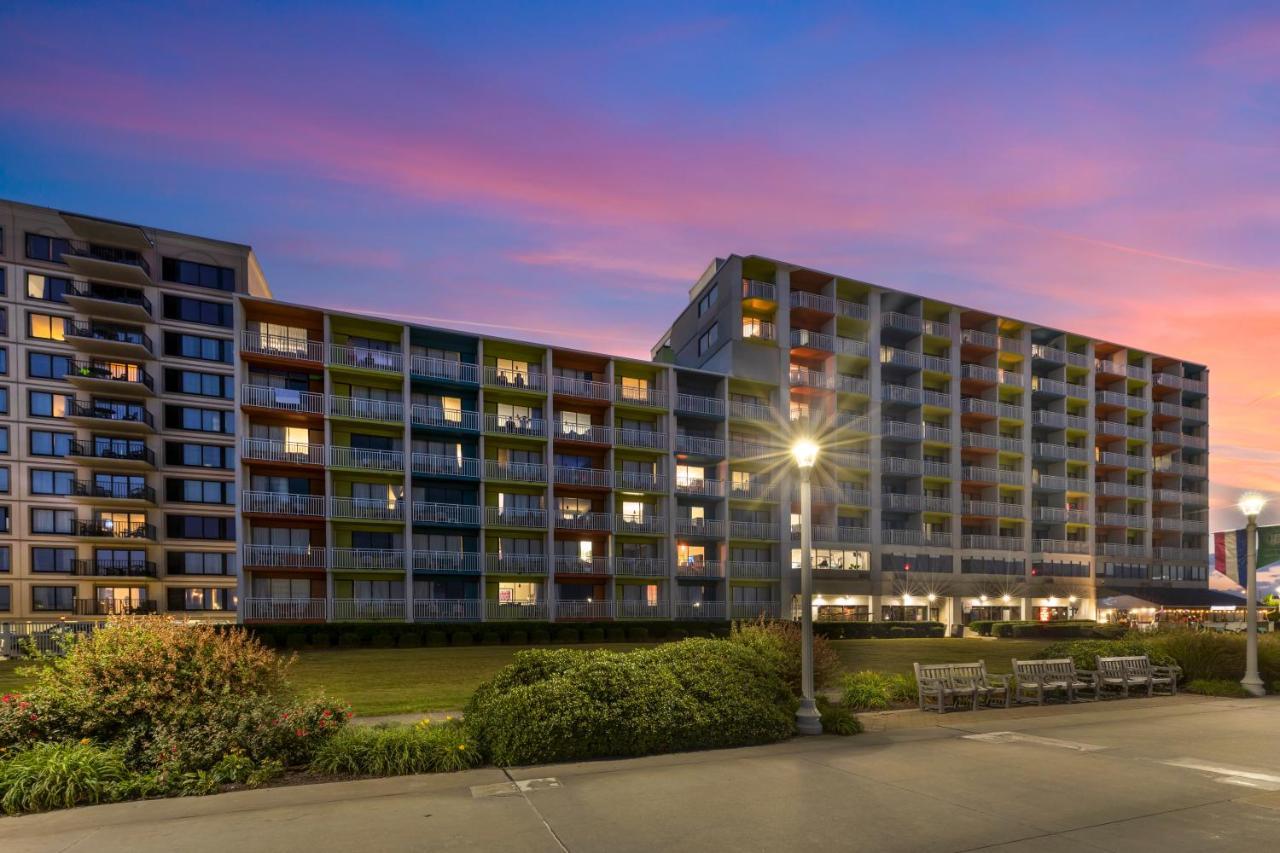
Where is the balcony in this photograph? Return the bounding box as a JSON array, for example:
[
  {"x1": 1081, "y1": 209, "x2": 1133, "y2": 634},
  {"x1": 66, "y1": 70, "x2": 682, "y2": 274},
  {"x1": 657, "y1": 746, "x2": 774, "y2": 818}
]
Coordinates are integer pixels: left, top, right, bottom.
[
  {"x1": 74, "y1": 598, "x2": 158, "y2": 617},
  {"x1": 614, "y1": 384, "x2": 667, "y2": 408},
  {"x1": 59, "y1": 362, "x2": 154, "y2": 400},
  {"x1": 674, "y1": 601, "x2": 728, "y2": 619},
  {"x1": 485, "y1": 507, "x2": 548, "y2": 529},
  {"x1": 485, "y1": 554, "x2": 547, "y2": 575},
  {"x1": 674, "y1": 434, "x2": 724, "y2": 457},
  {"x1": 330, "y1": 548, "x2": 404, "y2": 571},
  {"x1": 411, "y1": 405, "x2": 481, "y2": 432},
  {"x1": 241, "y1": 385, "x2": 325, "y2": 415},
  {"x1": 553, "y1": 422, "x2": 612, "y2": 444},
  {"x1": 998, "y1": 369, "x2": 1023, "y2": 387},
  {"x1": 411, "y1": 355, "x2": 479, "y2": 384},
  {"x1": 836, "y1": 299, "x2": 868, "y2": 320},
  {"x1": 836, "y1": 337, "x2": 869, "y2": 358},
  {"x1": 553, "y1": 375, "x2": 612, "y2": 401},
  {"x1": 70, "y1": 479, "x2": 155, "y2": 505},
  {"x1": 412, "y1": 551, "x2": 481, "y2": 573},
  {"x1": 922, "y1": 354, "x2": 951, "y2": 374},
  {"x1": 789, "y1": 366, "x2": 830, "y2": 389},
  {"x1": 676, "y1": 561, "x2": 723, "y2": 579},
  {"x1": 329, "y1": 395, "x2": 403, "y2": 423},
  {"x1": 242, "y1": 544, "x2": 327, "y2": 569},
  {"x1": 840, "y1": 488, "x2": 872, "y2": 506},
  {"x1": 1096, "y1": 512, "x2": 1146, "y2": 528},
  {"x1": 241, "y1": 331, "x2": 324, "y2": 363},
  {"x1": 831, "y1": 450, "x2": 871, "y2": 469},
  {"x1": 836, "y1": 375, "x2": 870, "y2": 395},
  {"x1": 1154, "y1": 373, "x2": 1207, "y2": 394},
  {"x1": 882, "y1": 384, "x2": 921, "y2": 406},
  {"x1": 790, "y1": 291, "x2": 834, "y2": 313},
  {"x1": 67, "y1": 439, "x2": 155, "y2": 469},
  {"x1": 614, "y1": 428, "x2": 668, "y2": 450},
  {"x1": 328, "y1": 344, "x2": 403, "y2": 374},
  {"x1": 961, "y1": 363, "x2": 998, "y2": 383},
  {"x1": 961, "y1": 329, "x2": 997, "y2": 349},
  {"x1": 614, "y1": 558, "x2": 668, "y2": 577},
  {"x1": 62, "y1": 240, "x2": 152, "y2": 286},
  {"x1": 76, "y1": 520, "x2": 156, "y2": 540},
  {"x1": 63, "y1": 281, "x2": 152, "y2": 323},
  {"x1": 728, "y1": 479, "x2": 775, "y2": 500},
  {"x1": 67, "y1": 400, "x2": 154, "y2": 433},
  {"x1": 743, "y1": 321, "x2": 777, "y2": 343},
  {"x1": 883, "y1": 420, "x2": 923, "y2": 441},
  {"x1": 553, "y1": 466, "x2": 613, "y2": 488},
  {"x1": 881, "y1": 492, "x2": 923, "y2": 512},
  {"x1": 728, "y1": 561, "x2": 782, "y2": 579},
  {"x1": 72, "y1": 559, "x2": 157, "y2": 578},
  {"x1": 961, "y1": 397, "x2": 998, "y2": 417},
  {"x1": 921, "y1": 389, "x2": 951, "y2": 409},
  {"x1": 882, "y1": 457, "x2": 923, "y2": 476},
  {"x1": 961, "y1": 465, "x2": 999, "y2": 483},
  {"x1": 882, "y1": 312, "x2": 922, "y2": 333},
  {"x1": 675, "y1": 477, "x2": 724, "y2": 497},
  {"x1": 65, "y1": 323, "x2": 153, "y2": 360},
  {"x1": 242, "y1": 437, "x2": 325, "y2": 466},
  {"x1": 329, "y1": 497, "x2": 404, "y2": 522},
  {"x1": 837, "y1": 413, "x2": 872, "y2": 432},
  {"x1": 1097, "y1": 542, "x2": 1149, "y2": 558},
  {"x1": 484, "y1": 413, "x2": 548, "y2": 438},
  {"x1": 412, "y1": 453, "x2": 481, "y2": 479},
  {"x1": 332, "y1": 599, "x2": 406, "y2": 621},
  {"x1": 675, "y1": 517, "x2": 724, "y2": 538},
  {"x1": 836, "y1": 525, "x2": 871, "y2": 544},
  {"x1": 962, "y1": 534, "x2": 1024, "y2": 551},
  {"x1": 554, "y1": 556, "x2": 612, "y2": 575},
  {"x1": 618, "y1": 601, "x2": 672, "y2": 619},
  {"x1": 1034, "y1": 442, "x2": 1068, "y2": 461},
  {"x1": 485, "y1": 601, "x2": 550, "y2": 620},
  {"x1": 1032, "y1": 539, "x2": 1090, "y2": 555},
  {"x1": 555, "y1": 600, "x2": 615, "y2": 620},
  {"x1": 484, "y1": 367, "x2": 547, "y2": 392},
  {"x1": 616, "y1": 470, "x2": 667, "y2": 491},
  {"x1": 412, "y1": 502, "x2": 482, "y2": 526},
  {"x1": 329, "y1": 446, "x2": 404, "y2": 472},
  {"x1": 742, "y1": 279, "x2": 777, "y2": 301},
  {"x1": 483, "y1": 460, "x2": 548, "y2": 483},
  {"x1": 244, "y1": 598, "x2": 327, "y2": 621},
  {"x1": 790, "y1": 328, "x2": 835, "y2": 352},
  {"x1": 880, "y1": 347, "x2": 922, "y2": 370},
  {"x1": 674, "y1": 393, "x2": 724, "y2": 417},
  {"x1": 1154, "y1": 546, "x2": 1207, "y2": 561},
  {"x1": 729, "y1": 400, "x2": 773, "y2": 421},
  {"x1": 615, "y1": 514, "x2": 665, "y2": 535},
  {"x1": 414, "y1": 598, "x2": 483, "y2": 621},
  {"x1": 729, "y1": 520, "x2": 775, "y2": 539},
  {"x1": 961, "y1": 500, "x2": 1002, "y2": 517}
]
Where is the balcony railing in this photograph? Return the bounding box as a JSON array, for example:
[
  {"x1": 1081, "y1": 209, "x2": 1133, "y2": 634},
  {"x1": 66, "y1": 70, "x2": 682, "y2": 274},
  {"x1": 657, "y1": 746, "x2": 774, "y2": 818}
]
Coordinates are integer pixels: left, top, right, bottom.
[
  {"x1": 485, "y1": 601, "x2": 550, "y2": 620},
  {"x1": 485, "y1": 554, "x2": 547, "y2": 574},
  {"x1": 329, "y1": 395, "x2": 403, "y2": 423},
  {"x1": 411, "y1": 405, "x2": 481, "y2": 431},
  {"x1": 961, "y1": 328, "x2": 997, "y2": 348},
  {"x1": 614, "y1": 428, "x2": 667, "y2": 450},
  {"x1": 243, "y1": 491, "x2": 325, "y2": 516},
  {"x1": 675, "y1": 477, "x2": 724, "y2": 497},
  {"x1": 1032, "y1": 539, "x2": 1090, "y2": 554},
  {"x1": 328, "y1": 343, "x2": 403, "y2": 374},
  {"x1": 412, "y1": 453, "x2": 481, "y2": 478},
  {"x1": 674, "y1": 393, "x2": 724, "y2": 417},
  {"x1": 962, "y1": 534, "x2": 1025, "y2": 551},
  {"x1": 555, "y1": 600, "x2": 615, "y2": 620},
  {"x1": 728, "y1": 561, "x2": 781, "y2": 579},
  {"x1": 729, "y1": 399, "x2": 773, "y2": 421},
  {"x1": 788, "y1": 366, "x2": 829, "y2": 388},
  {"x1": 64, "y1": 239, "x2": 151, "y2": 276},
  {"x1": 618, "y1": 600, "x2": 672, "y2": 619},
  {"x1": 72, "y1": 559, "x2": 157, "y2": 577},
  {"x1": 483, "y1": 460, "x2": 547, "y2": 483},
  {"x1": 882, "y1": 312, "x2": 922, "y2": 333},
  {"x1": 675, "y1": 434, "x2": 724, "y2": 457},
  {"x1": 674, "y1": 601, "x2": 727, "y2": 619},
  {"x1": 242, "y1": 544, "x2": 327, "y2": 568},
  {"x1": 65, "y1": 322, "x2": 153, "y2": 354},
  {"x1": 69, "y1": 401, "x2": 154, "y2": 429},
  {"x1": 614, "y1": 385, "x2": 667, "y2": 408},
  {"x1": 241, "y1": 331, "x2": 324, "y2": 362},
  {"x1": 790, "y1": 291, "x2": 834, "y2": 313},
  {"x1": 411, "y1": 356, "x2": 479, "y2": 384},
  {"x1": 77, "y1": 520, "x2": 155, "y2": 539},
  {"x1": 729, "y1": 520, "x2": 775, "y2": 540},
  {"x1": 1097, "y1": 542, "x2": 1148, "y2": 558},
  {"x1": 836, "y1": 299, "x2": 868, "y2": 320},
  {"x1": 242, "y1": 437, "x2": 325, "y2": 466},
  {"x1": 329, "y1": 446, "x2": 404, "y2": 472},
  {"x1": 614, "y1": 558, "x2": 668, "y2": 577},
  {"x1": 880, "y1": 347, "x2": 922, "y2": 369},
  {"x1": 553, "y1": 466, "x2": 613, "y2": 488},
  {"x1": 553, "y1": 556, "x2": 612, "y2": 575},
  {"x1": 790, "y1": 329, "x2": 834, "y2": 351},
  {"x1": 615, "y1": 514, "x2": 665, "y2": 534},
  {"x1": 70, "y1": 480, "x2": 155, "y2": 502},
  {"x1": 553, "y1": 422, "x2": 612, "y2": 443},
  {"x1": 413, "y1": 599, "x2": 482, "y2": 621},
  {"x1": 961, "y1": 397, "x2": 998, "y2": 416},
  {"x1": 483, "y1": 367, "x2": 547, "y2": 391},
  {"x1": 74, "y1": 599, "x2": 157, "y2": 616},
  {"x1": 555, "y1": 512, "x2": 613, "y2": 532},
  {"x1": 332, "y1": 599, "x2": 406, "y2": 621},
  {"x1": 65, "y1": 361, "x2": 154, "y2": 392},
  {"x1": 484, "y1": 414, "x2": 548, "y2": 437},
  {"x1": 412, "y1": 551, "x2": 482, "y2": 573},
  {"x1": 742, "y1": 279, "x2": 777, "y2": 301},
  {"x1": 330, "y1": 548, "x2": 404, "y2": 570},
  {"x1": 244, "y1": 598, "x2": 327, "y2": 621},
  {"x1": 485, "y1": 507, "x2": 547, "y2": 528},
  {"x1": 241, "y1": 384, "x2": 324, "y2": 414},
  {"x1": 553, "y1": 375, "x2": 612, "y2": 400},
  {"x1": 329, "y1": 497, "x2": 404, "y2": 521},
  {"x1": 836, "y1": 337, "x2": 868, "y2": 357},
  {"x1": 615, "y1": 470, "x2": 667, "y2": 491},
  {"x1": 412, "y1": 502, "x2": 481, "y2": 526},
  {"x1": 675, "y1": 517, "x2": 724, "y2": 538},
  {"x1": 67, "y1": 440, "x2": 155, "y2": 467},
  {"x1": 676, "y1": 561, "x2": 723, "y2": 579}
]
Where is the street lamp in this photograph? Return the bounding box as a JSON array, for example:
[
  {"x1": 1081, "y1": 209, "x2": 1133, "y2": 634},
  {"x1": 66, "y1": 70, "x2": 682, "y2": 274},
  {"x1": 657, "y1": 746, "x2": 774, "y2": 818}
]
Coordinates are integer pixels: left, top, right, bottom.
[
  {"x1": 1239, "y1": 492, "x2": 1267, "y2": 697},
  {"x1": 792, "y1": 438, "x2": 822, "y2": 735}
]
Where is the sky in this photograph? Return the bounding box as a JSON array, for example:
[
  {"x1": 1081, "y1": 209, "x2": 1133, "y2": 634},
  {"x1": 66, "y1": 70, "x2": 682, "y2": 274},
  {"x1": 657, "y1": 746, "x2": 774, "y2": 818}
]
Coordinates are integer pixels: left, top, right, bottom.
[{"x1": 1, "y1": 1, "x2": 1278, "y2": 534}]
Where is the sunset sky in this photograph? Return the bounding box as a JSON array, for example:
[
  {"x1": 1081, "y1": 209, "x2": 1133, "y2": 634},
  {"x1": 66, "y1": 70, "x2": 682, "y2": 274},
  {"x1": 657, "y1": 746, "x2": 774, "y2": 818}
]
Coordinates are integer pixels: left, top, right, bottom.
[{"x1": 1, "y1": 1, "x2": 1276, "y2": 532}]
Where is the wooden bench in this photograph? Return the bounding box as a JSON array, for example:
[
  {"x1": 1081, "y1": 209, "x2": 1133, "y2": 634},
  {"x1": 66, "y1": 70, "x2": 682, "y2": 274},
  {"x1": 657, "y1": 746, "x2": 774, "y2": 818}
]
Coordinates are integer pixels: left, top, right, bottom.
[
  {"x1": 1011, "y1": 658, "x2": 1100, "y2": 705},
  {"x1": 914, "y1": 661, "x2": 1011, "y2": 712},
  {"x1": 1095, "y1": 655, "x2": 1181, "y2": 697}
]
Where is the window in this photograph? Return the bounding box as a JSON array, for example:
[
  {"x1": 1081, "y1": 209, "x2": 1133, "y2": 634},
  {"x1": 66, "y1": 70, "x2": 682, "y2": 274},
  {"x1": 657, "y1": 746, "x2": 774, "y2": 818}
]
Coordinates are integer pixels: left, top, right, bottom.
[
  {"x1": 697, "y1": 282, "x2": 718, "y2": 317},
  {"x1": 0, "y1": 506, "x2": 9, "y2": 534},
  {"x1": 0, "y1": 347, "x2": 7, "y2": 376},
  {"x1": 164, "y1": 368, "x2": 233, "y2": 399},
  {"x1": 0, "y1": 547, "x2": 8, "y2": 573},
  {"x1": 27, "y1": 351, "x2": 74, "y2": 380},
  {"x1": 742, "y1": 317, "x2": 770, "y2": 338},
  {"x1": 0, "y1": 427, "x2": 8, "y2": 454},
  {"x1": 29, "y1": 429, "x2": 73, "y2": 457},
  {"x1": 166, "y1": 478, "x2": 235, "y2": 505},
  {"x1": 24, "y1": 233, "x2": 72, "y2": 264},
  {"x1": 0, "y1": 586, "x2": 8, "y2": 612},
  {"x1": 167, "y1": 551, "x2": 234, "y2": 575},
  {"x1": 27, "y1": 312, "x2": 68, "y2": 341},
  {"x1": 166, "y1": 515, "x2": 235, "y2": 541},
  {"x1": 30, "y1": 508, "x2": 75, "y2": 534},
  {"x1": 30, "y1": 468, "x2": 74, "y2": 495},
  {"x1": 163, "y1": 331, "x2": 233, "y2": 363},
  {"x1": 0, "y1": 387, "x2": 8, "y2": 415},
  {"x1": 31, "y1": 586, "x2": 75, "y2": 612},
  {"x1": 26, "y1": 272, "x2": 72, "y2": 303},
  {"x1": 28, "y1": 390, "x2": 73, "y2": 418},
  {"x1": 168, "y1": 587, "x2": 235, "y2": 612},
  {"x1": 697, "y1": 322, "x2": 719, "y2": 356},
  {"x1": 161, "y1": 257, "x2": 235, "y2": 291},
  {"x1": 162, "y1": 295, "x2": 232, "y2": 327},
  {"x1": 31, "y1": 547, "x2": 75, "y2": 574},
  {"x1": 165, "y1": 442, "x2": 234, "y2": 469},
  {"x1": 164, "y1": 405, "x2": 234, "y2": 434}
]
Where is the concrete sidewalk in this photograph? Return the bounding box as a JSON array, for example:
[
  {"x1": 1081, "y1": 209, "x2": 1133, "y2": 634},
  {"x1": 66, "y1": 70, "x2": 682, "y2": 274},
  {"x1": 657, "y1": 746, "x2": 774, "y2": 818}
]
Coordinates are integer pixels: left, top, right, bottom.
[{"x1": 2, "y1": 695, "x2": 1278, "y2": 852}]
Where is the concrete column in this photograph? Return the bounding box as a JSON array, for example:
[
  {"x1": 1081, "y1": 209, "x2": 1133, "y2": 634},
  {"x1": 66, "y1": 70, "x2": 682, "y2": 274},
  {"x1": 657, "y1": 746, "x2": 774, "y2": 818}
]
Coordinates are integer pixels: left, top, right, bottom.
[
  {"x1": 402, "y1": 324, "x2": 413, "y2": 623},
  {"x1": 322, "y1": 314, "x2": 335, "y2": 617}
]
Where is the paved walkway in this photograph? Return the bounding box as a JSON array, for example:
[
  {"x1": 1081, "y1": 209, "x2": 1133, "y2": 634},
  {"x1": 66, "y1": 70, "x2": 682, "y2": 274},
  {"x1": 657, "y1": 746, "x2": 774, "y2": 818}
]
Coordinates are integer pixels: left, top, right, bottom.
[{"x1": 3, "y1": 696, "x2": 1279, "y2": 852}]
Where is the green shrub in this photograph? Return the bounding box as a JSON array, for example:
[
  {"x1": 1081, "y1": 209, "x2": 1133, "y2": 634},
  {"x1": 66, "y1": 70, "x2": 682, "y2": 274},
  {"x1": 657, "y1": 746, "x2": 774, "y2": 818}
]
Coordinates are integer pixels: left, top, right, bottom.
[
  {"x1": 927, "y1": 626, "x2": 946, "y2": 638},
  {"x1": 1184, "y1": 679, "x2": 1250, "y2": 698},
  {"x1": 669, "y1": 629, "x2": 688, "y2": 641},
  {"x1": 398, "y1": 633, "x2": 421, "y2": 649},
  {"x1": 582, "y1": 628, "x2": 606, "y2": 643},
  {"x1": 338, "y1": 632, "x2": 362, "y2": 649},
  {"x1": 426, "y1": 631, "x2": 447, "y2": 647},
  {"x1": 888, "y1": 627, "x2": 913, "y2": 638},
  {"x1": 815, "y1": 621, "x2": 945, "y2": 639},
  {"x1": 968, "y1": 620, "x2": 995, "y2": 636},
  {"x1": 627, "y1": 627, "x2": 650, "y2": 642},
  {"x1": 370, "y1": 632, "x2": 395, "y2": 649},
  {"x1": 840, "y1": 671, "x2": 914, "y2": 710},
  {"x1": 481, "y1": 632, "x2": 502, "y2": 646},
  {"x1": 508, "y1": 630, "x2": 528, "y2": 645},
  {"x1": 285, "y1": 633, "x2": 308, "y2": 650},
  {"x1": 309, "y1": 633, "x2": 332, "y2": 650},
  {"x1": 531, "y1": 630, "x2": 550, "y2": 644},
  {"x1": 729, "y1": 617, "x2": 840, "y2": 693},
  {"x1": 309, "y1": 720, "x2": 482, "y2": 777},
  {"x1": 466, "y1": 640, "x2": 795, "y2": 766},
  {"x1": 605, "y1": 627, "x2": 627, "y2": 643},
  {"x1": 1033, "y1": 638, "x2": 1179, "y2": 671},
  {"x1": 451, "y1": 632, "x2": 474, "y2": 647},
  {"x1": 0, "y1": 741, "x2": 129, "y2": 815},
  {"x1": 815, "y1": 698, "x2": 863, "y2": 736},
  {"x1": 554, "y1": 628, "x2": 580, "y2": 644}
]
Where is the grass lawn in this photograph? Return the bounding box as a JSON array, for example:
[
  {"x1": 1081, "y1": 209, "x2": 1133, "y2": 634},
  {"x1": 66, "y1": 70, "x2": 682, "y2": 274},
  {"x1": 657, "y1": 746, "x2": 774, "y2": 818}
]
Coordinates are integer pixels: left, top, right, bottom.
[{"x1": 0, "y1": 637, "x2": 1059, "y2": 717}]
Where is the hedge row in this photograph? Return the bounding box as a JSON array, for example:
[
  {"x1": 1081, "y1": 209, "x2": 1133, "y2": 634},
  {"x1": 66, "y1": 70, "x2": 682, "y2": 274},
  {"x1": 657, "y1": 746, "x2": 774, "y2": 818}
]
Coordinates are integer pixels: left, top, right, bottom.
[
  {"x1": 813, "y1": 621, "x2": 946, "y2": 639},
  {"x1": 968, "y1": 619, "x2": 1107, "y2": 638},
  {"x1": 246, "y1": 620, "x2": 731, "y2": 651}
]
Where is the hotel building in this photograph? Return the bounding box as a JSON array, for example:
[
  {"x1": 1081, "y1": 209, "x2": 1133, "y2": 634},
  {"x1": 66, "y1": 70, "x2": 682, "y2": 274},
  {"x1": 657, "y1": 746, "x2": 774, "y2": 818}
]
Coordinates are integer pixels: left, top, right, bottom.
[
  {"x1": 0, "y1": 200, "x2": 1211, "y2": 627},
  {"x1": 0, "y1": 200, "x2": 266, "y2": 622}
]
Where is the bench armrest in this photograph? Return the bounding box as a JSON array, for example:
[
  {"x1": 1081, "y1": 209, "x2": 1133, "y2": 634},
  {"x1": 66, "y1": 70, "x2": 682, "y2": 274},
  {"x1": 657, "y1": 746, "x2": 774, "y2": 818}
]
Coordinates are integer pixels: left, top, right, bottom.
[
  {"x1": 989, "y1": 673, "x2": 1012, "y2": 687},
  {"x1": 917, "y1": 676, "x2": 948, "y2": 692},
  {"x1": 1153, "y1": 665, "x2": 1181, "y2": 678}
]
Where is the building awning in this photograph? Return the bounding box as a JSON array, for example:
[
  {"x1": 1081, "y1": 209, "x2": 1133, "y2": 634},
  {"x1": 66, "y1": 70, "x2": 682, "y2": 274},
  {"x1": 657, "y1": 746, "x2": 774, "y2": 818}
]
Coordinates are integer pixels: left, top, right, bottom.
[{"x1": 1098, "y1": 587, "x2": 1248, "y2": 609}]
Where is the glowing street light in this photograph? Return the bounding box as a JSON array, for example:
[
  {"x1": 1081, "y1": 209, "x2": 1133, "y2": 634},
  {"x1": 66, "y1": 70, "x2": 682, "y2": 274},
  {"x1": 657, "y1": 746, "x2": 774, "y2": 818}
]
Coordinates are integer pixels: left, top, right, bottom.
[
  {"x1": 792, "y1": 438, "x2": 822, "y2": 736},
  {"x1": 1239, "y1": 493, "x2": 1267, "y2": 697}
]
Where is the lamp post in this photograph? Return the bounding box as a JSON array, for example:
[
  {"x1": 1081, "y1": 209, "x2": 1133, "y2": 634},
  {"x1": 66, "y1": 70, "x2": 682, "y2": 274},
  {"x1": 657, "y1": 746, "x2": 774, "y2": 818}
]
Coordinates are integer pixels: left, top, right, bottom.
[
  {"x1": 792, "y1": 438, "x2": 822, "y2": 735},
  {"x1": 1239, "y1": 493, "x2": 1267, "y2": 697}
]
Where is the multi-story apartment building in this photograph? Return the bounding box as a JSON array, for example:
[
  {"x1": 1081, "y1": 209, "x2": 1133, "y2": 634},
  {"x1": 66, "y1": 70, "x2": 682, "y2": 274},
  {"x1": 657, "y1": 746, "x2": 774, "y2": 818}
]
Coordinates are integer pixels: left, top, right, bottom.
[
  {"x1": 652, "y1": 255, "x2": 1210, "y2": 625},
  {"x1": 0, "y1": 200, "x2": 1211, "y2": 627},
  {"x1": 0, "y1": 200, "x2": 268, "y2": 622}
]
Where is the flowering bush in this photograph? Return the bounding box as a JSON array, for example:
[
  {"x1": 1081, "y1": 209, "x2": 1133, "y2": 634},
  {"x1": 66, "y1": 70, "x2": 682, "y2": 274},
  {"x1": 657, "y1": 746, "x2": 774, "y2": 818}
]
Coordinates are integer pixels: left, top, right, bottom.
[{"x1": 729, "y1": 616, "x2": 841, "y2": 694}]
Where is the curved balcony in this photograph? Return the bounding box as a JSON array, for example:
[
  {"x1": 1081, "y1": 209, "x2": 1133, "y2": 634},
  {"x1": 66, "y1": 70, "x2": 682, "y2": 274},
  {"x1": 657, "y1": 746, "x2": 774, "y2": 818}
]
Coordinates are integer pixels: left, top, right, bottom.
[
  {"x1": 63, "y1": 282, "x2": 152, "y2": 323},
  {"x1": 65, "y1": 322, "x2": 153, "y2": 360}
]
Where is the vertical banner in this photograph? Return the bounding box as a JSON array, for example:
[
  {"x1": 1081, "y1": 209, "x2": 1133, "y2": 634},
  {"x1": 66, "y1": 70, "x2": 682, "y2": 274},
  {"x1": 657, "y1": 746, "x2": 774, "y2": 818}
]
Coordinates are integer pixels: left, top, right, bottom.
[{"x1": 1257, "y1": 525, "x2": 1280, "y2": 568}]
